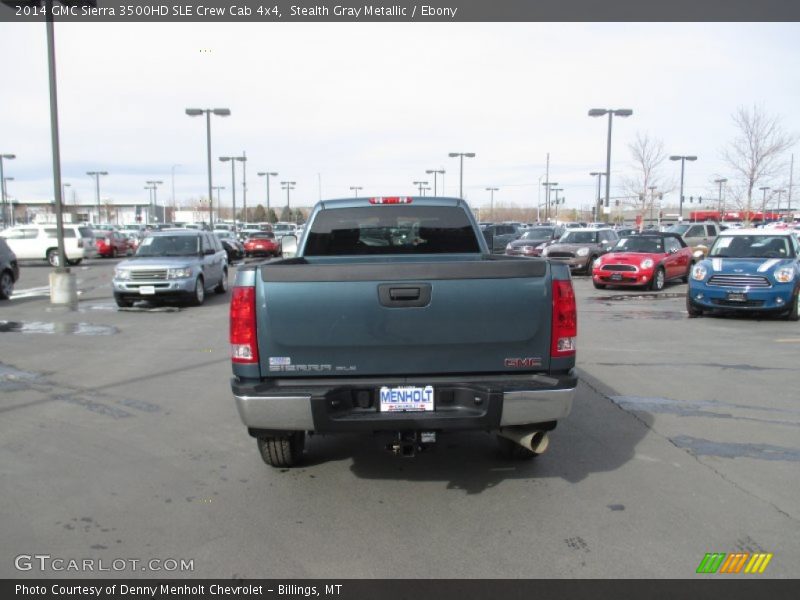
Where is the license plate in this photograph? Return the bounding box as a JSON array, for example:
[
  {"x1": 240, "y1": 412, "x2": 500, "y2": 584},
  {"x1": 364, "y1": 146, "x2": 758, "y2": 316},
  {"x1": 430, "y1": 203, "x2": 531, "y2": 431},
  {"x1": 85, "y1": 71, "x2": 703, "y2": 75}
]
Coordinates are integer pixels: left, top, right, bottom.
[
  {"x1": 727, "y1": 291, "x2": 747, "y2": 302},
  {"x1": 139, "y1": 286, "x2": 156, "y2": 295},
  {"x1": 379, "y1": 386, "x2": 434, "y2": 412},
  {"x1": 611, "y1": 273, "x2": 622, "y2": 281}
]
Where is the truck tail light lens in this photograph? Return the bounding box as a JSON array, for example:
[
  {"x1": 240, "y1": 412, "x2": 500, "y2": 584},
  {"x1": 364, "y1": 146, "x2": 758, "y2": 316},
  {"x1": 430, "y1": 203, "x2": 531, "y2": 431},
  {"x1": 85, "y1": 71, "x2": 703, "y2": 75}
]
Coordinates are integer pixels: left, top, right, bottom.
[
  {"x1": 230, "y1": 286, "x2": 259, "y2": 364},
  {"x1": 369, "y1": 197, "x2": 412, "y2": 204},
  {"x1": 551, "y1": 279, "x2": 577, "y2": 358}
]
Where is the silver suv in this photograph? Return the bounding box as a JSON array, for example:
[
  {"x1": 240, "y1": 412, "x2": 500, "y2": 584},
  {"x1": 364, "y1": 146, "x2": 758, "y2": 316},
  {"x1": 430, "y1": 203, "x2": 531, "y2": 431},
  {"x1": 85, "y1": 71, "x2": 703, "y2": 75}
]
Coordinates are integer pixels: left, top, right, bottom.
[{"x1": 112, "y1": 230, "x2": 228, "y2": 307}]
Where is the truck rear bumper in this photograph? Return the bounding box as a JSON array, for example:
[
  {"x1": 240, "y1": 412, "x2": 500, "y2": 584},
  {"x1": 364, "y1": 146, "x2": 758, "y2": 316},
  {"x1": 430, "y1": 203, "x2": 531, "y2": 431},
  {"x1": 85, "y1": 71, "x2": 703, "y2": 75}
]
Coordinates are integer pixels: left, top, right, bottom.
[{"x1": 232, "y1": 371, "x2": 576, "y2": 434}]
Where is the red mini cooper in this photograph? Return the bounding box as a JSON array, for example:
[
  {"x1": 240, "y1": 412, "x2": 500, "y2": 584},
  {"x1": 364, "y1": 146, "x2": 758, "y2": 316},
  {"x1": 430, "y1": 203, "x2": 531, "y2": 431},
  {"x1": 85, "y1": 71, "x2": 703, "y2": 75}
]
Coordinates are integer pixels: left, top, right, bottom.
[{"x1": 591, "y1": 232, "x2": 695, "y2": 291}]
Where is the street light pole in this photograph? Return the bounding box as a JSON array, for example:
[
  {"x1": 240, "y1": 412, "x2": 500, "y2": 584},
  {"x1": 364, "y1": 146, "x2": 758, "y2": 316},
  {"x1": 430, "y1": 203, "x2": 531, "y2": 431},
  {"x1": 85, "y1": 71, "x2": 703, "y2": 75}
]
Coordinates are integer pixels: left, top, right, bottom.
[
  {"x1": 425, "y1": 169, "x2": 445, "y2": 196},
  {"x1": 714, "y1": 178, "x2": 728, "y2": 218},
  {"x1": 258, "y1": 171, "x2": 278, "y2": 221},
  {"x1": 552, "y1": 188, "x2": 563, "y2": 221},
  {"x1": 145, "y1": 180, "x2": 163, "y2": 224},
  {"x1": 169, "y1": 165, "x2": 181, "y2": 209},
  {"x1": 350, "y1": 186, "x2": 362, "y2": 197},
  {"x1": 588, "y1": 108, "x2": 633, "y2": 210},
  {"x1": 87, "y1": 171, "x2": 108, "y2": 224},
  {"x1": 448, "y1": 152, "x2": 476, "y2": 199},
  {"x1": 485, "y1": 187, "x2": 498, "y2": 219},
  {"x1": 281, "y1": 181, "x2": 296, "y2": 214},
  {"x1": 220, "y1": 155, "x2": 246, "y2": 229},
  {"x1": 669, "y1": 155, "x2": 697, "y2": 221},
  {"x1": 590, "y1": 171, "x2": 606, "y2": 220},
  {"x1": 759, "y1": 186, "x2": 771, "y2": 221},
  {"x1": 413, "y1": 181, "x2": 428, "y2": 195},
  {"x1": 2, "y1": 177, "x2": 14, "y2": 225},
  {"x1": 185, "y1": 107, "x2": 230, "y2": 228},
  {"x1": 241, "y1": 151, "x2": 248, "y2": 222},
  {"x1": 0, "y1": 154, "x2": 15, "y2": 227}
]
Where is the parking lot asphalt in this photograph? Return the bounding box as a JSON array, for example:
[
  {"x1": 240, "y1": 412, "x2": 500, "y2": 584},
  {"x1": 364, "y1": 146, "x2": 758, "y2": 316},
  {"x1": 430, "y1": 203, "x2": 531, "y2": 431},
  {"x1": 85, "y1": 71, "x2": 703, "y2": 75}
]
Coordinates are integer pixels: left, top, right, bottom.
[{"x1": 1, "y1": 259, "x2": 798, "y2": 578}]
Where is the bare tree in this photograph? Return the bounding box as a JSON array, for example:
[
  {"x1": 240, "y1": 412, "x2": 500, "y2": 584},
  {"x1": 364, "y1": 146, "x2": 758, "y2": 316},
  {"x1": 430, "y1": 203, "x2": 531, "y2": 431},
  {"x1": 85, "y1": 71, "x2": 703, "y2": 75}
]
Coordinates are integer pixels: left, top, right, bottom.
[
  {"x1": 722, "y1": 105, "x2": 796, "y2": 222},
  {"x1": 623, "y1": 132, "x2": 670, "y2": 228}
]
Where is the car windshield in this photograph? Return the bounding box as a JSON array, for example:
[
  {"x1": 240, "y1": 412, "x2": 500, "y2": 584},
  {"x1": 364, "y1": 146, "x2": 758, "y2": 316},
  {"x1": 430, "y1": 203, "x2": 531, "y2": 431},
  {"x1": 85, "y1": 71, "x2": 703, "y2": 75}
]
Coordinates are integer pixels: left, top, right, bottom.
[
  {"x1": 665, "y1": 224, "x2": 690, "y2": 235},
  {"x1": 135, "y1": 235, "x2": 199, "y2": 257},
  {"x1": 521, "y1": 229, "x2": 554, "y2": 241},
  {"x1": 612, "y1": 236, "x2": 665, "y2": 253},
  {"x1": 709, "y1": 235, "x2": 793, "y2": 258},
  {"x1": 559, "y1": 231, "x2": 598, "y2": 244}
]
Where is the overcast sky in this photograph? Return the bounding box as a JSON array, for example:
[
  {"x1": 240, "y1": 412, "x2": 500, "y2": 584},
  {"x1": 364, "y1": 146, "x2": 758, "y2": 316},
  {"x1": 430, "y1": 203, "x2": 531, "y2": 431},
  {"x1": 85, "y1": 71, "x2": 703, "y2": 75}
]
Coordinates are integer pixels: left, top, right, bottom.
[{"x1": 1, "y1": 22, "x2": 799, "y2": 213}]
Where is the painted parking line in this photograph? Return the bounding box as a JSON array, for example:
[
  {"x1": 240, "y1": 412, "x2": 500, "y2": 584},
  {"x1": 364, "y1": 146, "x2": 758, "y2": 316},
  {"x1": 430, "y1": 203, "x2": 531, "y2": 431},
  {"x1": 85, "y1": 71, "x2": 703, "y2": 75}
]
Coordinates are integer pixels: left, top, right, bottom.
[
  {"x1": 774, "y1": 338, "x2": 800, "y2": 343},
  {"x1": 9, "y1": 286, "x2": 51, "y2": 300}
]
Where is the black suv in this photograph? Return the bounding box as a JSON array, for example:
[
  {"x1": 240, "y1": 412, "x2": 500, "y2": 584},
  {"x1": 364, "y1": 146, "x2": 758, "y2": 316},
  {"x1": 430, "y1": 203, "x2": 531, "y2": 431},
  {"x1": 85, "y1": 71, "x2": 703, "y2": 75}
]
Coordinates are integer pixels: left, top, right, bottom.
[{"x1": 0, "y1": 237, "x2": 20, "y2": 300}]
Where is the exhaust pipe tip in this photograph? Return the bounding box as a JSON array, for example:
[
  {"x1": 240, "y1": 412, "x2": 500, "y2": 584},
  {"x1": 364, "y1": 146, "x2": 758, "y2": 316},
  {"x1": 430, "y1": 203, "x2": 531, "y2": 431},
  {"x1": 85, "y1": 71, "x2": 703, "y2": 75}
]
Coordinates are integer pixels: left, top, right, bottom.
[{"x1": 496, "y1": 427, "x2": 550, "y2": 455}]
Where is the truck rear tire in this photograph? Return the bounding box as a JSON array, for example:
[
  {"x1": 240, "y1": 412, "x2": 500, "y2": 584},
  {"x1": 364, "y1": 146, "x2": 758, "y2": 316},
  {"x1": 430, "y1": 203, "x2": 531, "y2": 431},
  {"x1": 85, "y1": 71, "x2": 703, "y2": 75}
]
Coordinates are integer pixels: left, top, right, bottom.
[{"x1": 257, "y1": 432, "x2": 305, "y2": 468}]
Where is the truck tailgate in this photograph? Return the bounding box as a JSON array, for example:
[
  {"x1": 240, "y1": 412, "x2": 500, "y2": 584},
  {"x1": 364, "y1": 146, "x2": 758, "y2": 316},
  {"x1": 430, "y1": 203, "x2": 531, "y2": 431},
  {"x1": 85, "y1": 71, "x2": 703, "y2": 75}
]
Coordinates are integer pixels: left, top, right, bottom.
[{"x1": 256, "y1": 258, "x2": 552, "y2": 377}]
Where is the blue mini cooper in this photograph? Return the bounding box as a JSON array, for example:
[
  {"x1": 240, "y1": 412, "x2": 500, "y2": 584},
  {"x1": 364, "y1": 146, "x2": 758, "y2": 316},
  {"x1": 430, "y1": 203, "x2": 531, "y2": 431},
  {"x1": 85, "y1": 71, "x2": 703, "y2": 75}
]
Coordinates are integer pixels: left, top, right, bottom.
[{"x1": 686, "y1": 229, "x2": 800, "y2": 321}]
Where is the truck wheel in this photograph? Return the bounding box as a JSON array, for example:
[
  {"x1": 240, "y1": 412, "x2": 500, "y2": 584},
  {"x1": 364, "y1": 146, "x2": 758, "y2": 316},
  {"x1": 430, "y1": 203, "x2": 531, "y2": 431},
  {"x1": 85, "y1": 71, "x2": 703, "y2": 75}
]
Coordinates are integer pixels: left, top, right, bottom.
[
  {"x1": 214, "y1": 268, "x2": 229, "y2": 294},
  {"x1": 257, "y1": 432, "x2": 305, "y2": 468},
  {"x1": 686, "y1": 294, "x2": 703, "y2": 318},
  {"x1": 496, "y1": 435, "x2": 537, "y2": 460},
  {"x1": 114, "y1": 294, "x2": 134, "y2": 308}
]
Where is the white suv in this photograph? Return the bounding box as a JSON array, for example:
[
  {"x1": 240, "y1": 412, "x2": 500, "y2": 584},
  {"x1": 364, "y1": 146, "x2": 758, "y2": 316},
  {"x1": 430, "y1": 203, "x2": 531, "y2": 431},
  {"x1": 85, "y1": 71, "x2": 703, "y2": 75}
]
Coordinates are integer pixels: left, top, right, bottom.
[{"x1": 0, "y1": 224, "x2": 98, "y2": 266}]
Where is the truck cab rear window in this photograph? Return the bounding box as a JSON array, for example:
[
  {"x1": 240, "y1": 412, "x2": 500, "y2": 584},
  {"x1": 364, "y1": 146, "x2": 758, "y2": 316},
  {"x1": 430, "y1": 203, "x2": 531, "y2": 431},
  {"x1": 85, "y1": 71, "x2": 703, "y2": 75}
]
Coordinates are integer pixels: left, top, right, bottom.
[{"x1": 304, "y1": 206, "x2": 481, "y2": 256}]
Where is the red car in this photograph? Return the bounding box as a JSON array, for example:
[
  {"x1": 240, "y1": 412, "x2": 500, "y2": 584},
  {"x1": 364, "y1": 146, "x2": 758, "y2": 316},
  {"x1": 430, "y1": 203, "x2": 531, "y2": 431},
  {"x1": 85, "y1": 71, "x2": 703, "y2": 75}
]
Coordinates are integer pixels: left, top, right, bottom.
[
  {"x1": 244, "y1": 232, "x2": 279, "y2": 257},
  {"x1": 592, "y1": 233, "x2": 694, "y2": 291},
  {"x1": 94, "y1": 230, "x2": 131, "y2": 258}
]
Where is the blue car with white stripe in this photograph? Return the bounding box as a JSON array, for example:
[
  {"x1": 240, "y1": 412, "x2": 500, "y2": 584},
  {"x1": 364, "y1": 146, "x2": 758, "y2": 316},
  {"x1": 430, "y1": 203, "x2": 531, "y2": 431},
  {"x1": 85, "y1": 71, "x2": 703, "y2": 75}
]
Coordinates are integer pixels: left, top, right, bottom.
[{"x1": 686, "y1": 229, "x2": 800, "y2": 320}]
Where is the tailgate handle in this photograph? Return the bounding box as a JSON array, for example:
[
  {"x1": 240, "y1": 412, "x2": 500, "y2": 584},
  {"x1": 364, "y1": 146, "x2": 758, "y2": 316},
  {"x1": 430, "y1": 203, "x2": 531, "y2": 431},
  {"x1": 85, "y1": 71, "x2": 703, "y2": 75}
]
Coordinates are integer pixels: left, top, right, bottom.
[
  {"x1": 390, "y1": 287, "x2": 421, "y2": 300},
  {"x1": 378, "y1": 283, "x2": 431, "y2": 308}
]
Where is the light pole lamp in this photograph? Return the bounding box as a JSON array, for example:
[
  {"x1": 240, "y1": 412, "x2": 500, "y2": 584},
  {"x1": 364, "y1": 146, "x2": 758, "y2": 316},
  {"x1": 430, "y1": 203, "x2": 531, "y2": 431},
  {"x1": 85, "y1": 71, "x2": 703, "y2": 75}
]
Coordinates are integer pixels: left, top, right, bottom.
[
  {"x1": 588, "y1": 108, "x2": 633, "y2": 209},
  {"x1": 86, "y1": 170, "x2": 108, "y2": 224},
  {"x1": 281, "y1": 181, "x2": 296, "y2": 214},
  {"x1": 669, "y1": 155, "x2": 697, "y2": 220},
  {"x1": 258, "y1": 171, "x2": 278, "y2": 220},
  {"x1": 485, "y1": 187, "x2": 498, "y2": 219},
  {"x1": 590, "y1": 171, "x2": 606, "y2": 220},
  {"x1": 146, "y1": 180, "x2": 163, "y2": 224},
  {"x1": 413, "y1": 180, "x2": 428, "y2": 195},
  {"x1": 185, "y1": 107, "x2": 230, "y2": 228},
  {"x1": 425, "y1": 169, "x2": 445, "y2": 196},
  {"x1": 0, "y1": 153, "x2": 15, "y2": 227},
  {"x1": 714, "y1": 178, "x2": 728, "y2": 217},
  {"x1": 350, "y1": 186, "x2": 363, "y2": 197},
  {"x1": 448, "y1": 152, "x2": 476, "y2": 199}
]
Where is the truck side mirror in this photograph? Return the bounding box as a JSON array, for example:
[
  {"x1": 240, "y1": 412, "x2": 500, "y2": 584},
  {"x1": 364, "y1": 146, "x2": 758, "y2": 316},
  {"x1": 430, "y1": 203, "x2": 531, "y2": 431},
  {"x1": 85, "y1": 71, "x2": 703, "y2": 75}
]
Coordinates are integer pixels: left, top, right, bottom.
[{"x1": 281, "y1": 234, "x2": 298, "y2": 258}]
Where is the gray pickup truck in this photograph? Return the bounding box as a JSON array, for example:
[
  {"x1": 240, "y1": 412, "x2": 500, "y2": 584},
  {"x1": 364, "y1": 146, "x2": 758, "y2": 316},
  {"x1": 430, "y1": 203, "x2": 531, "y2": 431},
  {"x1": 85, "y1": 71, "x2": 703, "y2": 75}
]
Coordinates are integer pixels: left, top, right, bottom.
[{"x1": 230, "y1": 197, "x2": 577, "y2": 467}]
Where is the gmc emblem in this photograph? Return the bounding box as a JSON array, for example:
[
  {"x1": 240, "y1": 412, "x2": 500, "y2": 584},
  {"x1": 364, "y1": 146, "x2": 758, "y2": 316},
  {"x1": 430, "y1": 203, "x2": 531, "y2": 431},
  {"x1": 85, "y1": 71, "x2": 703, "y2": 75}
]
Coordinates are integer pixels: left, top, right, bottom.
[{"x1": 505, "y1": 357, "x2": 542, "y2": 368}]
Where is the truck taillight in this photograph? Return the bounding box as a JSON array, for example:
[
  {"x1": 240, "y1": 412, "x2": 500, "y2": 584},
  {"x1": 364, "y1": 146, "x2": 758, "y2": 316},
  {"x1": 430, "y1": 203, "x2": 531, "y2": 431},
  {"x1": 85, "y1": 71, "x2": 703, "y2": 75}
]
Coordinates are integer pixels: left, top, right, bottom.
[
  {"x1": 551, "y1": 279, "x2": 577, "y2": 358},
  {"x1": 369, "y1": 197, "x2": 412, "y2": 204},
  {"x1": 230, "y1": 286, "x2": 259, "y2": 364}
]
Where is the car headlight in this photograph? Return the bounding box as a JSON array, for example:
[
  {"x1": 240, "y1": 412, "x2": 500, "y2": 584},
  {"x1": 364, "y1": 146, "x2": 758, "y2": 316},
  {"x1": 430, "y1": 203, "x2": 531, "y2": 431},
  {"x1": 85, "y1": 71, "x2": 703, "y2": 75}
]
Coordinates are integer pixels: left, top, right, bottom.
[
  {"x1": 114, "y1": 268, "x2": 131, "y2": 280},
  {"x1": 168, "y1": 267, "x2": 193, "y2": 279},
  {"x1": 640, "y1": 258, "x2": 654, "y2": 269},
  {"x1": 592, "y1": 258, "x2": 602, "y2": 269},
  {"x1": 576, "y1": 247, "x2": 590, "y2": 257},
  {"x1": 541, "y1": 247, "x2": 549, "y2": 257},
  {"x1": 774, "y1": 267, "x2": 795, "y2": 283},
  {"x1": 506, "y1": 243, "x2": 513, "y2": 251},
  {"x1": 692, "y1": 264, "x2": 707, "y2": 281}
]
